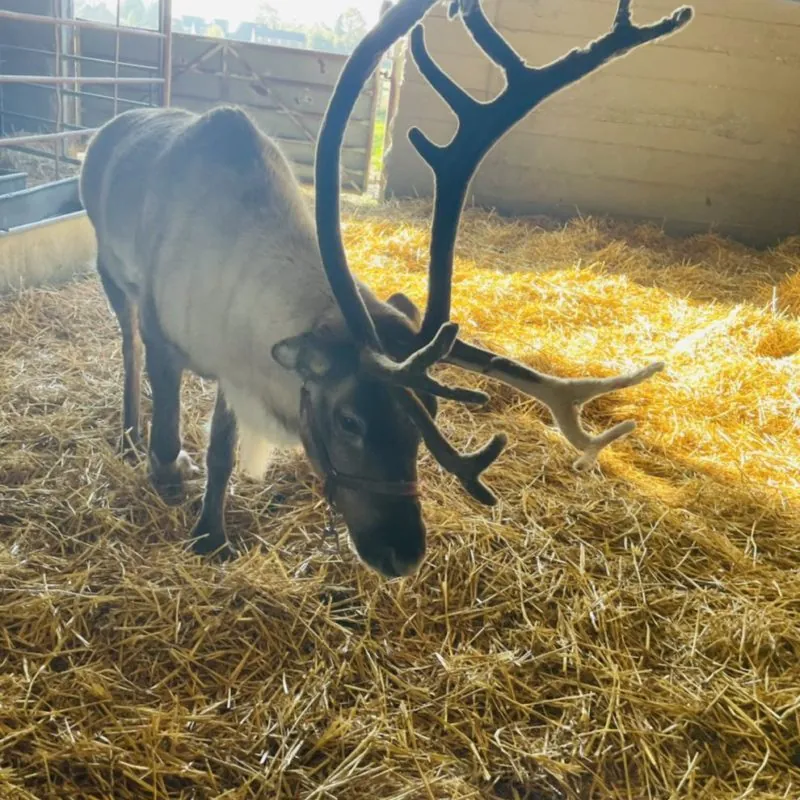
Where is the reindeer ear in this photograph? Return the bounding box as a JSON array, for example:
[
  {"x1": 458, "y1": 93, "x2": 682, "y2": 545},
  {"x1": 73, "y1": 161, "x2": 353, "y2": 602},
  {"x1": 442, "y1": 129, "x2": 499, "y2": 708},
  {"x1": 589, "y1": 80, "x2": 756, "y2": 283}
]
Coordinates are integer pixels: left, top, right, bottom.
[
  {"x1": 387, "y1": 292, "x2": 421, "y2": 327},
  {"x1": 271, "y1": 333, "x2": 333, "y2": 380}
]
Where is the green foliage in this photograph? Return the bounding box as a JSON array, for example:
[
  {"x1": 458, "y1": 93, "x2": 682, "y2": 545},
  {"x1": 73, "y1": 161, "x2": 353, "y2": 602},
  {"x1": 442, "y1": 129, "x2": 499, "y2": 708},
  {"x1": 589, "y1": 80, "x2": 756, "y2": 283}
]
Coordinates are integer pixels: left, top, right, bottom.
[
  {"x1": 333, "y1": 7, "x2": 368, "y2": 51},
  {"x1": 75, "y1": 3, "x2": 372, "y2": 54},
  {"x1": 74, "y1": 0, "x2": 114, "y2": 24},
  {"x1": 255, "y1": 2, "x2": 280, "y2": 27},
  {"x1": 75, "y1": 0, "x2": 159, "y2": 30}
]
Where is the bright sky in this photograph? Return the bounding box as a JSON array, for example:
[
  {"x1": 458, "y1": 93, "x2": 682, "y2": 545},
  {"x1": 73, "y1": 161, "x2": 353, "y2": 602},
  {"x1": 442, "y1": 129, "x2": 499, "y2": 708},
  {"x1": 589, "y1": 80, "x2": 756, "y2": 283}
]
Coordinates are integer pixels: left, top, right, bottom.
[{"x1": 170, "y1": 0, "x2": 382, "y2": 27}]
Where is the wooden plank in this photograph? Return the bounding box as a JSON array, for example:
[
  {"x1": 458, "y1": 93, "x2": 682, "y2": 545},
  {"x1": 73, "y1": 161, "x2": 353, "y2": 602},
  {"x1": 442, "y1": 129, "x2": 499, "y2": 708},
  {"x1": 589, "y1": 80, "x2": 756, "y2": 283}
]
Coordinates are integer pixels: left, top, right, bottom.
[
  {"x1": 541, "y1": 74, "x2": 800, "y2": 148},
  {"x1": 221, "y1": 40, "x2": 346, "y2": 89},
  {"x1": 170, "y1": 95, "x2": 371, "y2": 149},
  {"x1": 399, "y1": 70, "x2": 800, "y2": 150},
  {"x1": 508, "y1": 111, "x2": 799, "y2": 167},
  {"x1": 482, "y1": 137, "x2": 800, "y2": 201},
  {"x1": 570, "y1": 0, "x2": 800, "y2": 26},
  {"x1": 267, "y1": 137, "x2": 367, "y2": 175},
  {"x1": 419, "y1": 0, "x2": 800, "y2": 72},
  {"x1": 494, "y1": 0, "x2": 800, "y2": 29},
  {"x1": 472, "y1": 164, "x2": 799, "y2": 232},
  {"x1": 78, "y1": 31, "x2": 349, "y2": 88},
  {"x1": 408, "y1": 10, "x2": 495, "y2": 64},
  {"x1": 171, "y1": 70, "x2": 374, "y2": 121},
  {"x1": 498, "y1": 0, "x2": 800, "y2": 35},
  {"x1": 385, "y1": 154, "x2": 797, "y2": 244},
  {"x1": 411, "y1": 10, "x2": 800, "y2": 86},
  {"x1": 398, "y1": 112, "x2": 800, "y2": 188},
  {"x1": 387, "y1": 119, "x2": 800, "y2": 210},
  {"x1": 495, "y1": 30, "x2": 800, "y2": 94},
  {"x1": 401, "y1": 47, "x2": 495, "y2": 96}
]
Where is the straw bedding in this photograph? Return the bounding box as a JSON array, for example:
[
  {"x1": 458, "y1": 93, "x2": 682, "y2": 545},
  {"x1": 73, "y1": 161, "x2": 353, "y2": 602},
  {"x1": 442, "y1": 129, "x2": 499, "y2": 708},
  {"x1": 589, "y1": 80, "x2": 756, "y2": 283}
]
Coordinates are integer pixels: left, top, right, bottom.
[{"x1": 1, "y1": 199, "x2": 799, "y2": 799}]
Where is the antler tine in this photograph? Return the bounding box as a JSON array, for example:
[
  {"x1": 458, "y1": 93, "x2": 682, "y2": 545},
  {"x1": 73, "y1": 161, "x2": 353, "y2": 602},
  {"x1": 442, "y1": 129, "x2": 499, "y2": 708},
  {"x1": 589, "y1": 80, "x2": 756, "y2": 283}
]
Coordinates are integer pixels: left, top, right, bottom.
[
  {"x1": 397, "y1": 388, "x2": 507, "y2": 506},
  {"x1": 408, "y1": 0, "x2": 694, "y2": 344},
  {"x1": 361, "y1": 321, "x2": 489, "y2": 404},
  {"x1": 315, "y1": 0, "x2": 438, "y2": 351},
  {"x1": 448, "y1": 338, "x2": 665, "y2": 470}
]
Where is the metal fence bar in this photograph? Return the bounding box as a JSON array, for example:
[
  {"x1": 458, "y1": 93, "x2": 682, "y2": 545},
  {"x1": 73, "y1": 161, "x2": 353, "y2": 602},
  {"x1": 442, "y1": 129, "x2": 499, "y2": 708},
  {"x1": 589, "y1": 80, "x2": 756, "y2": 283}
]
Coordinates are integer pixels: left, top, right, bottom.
[
  {"x1": 0, "y1": 76, "x2": 165, "y2": 85},
  {"x1": 0, "y1": 9, "x2": 165, "y2": 38},
  {"x1": 0, "y1": 44, "x2": 162, "y2": 73},
  {"x1": 2, "y1": 143, "x2": 81, "y2": 165},
  {"x1": 1, "y1": 109, "x2": 86, "y2": 129},
  {"x1": 52, "y1": 0, "x2": 62, "y2": 178},
  {"x1": 113, "y1": 0, "x2": 121, "y2": 116},
  {"x1": 60, "y1": 89, "x2": 153, "y2": 108},
  {"x1": 162, "y1": 0, "x2": 173, "y2": 106},
  {"x1": 10, "y1": 82, "x2": 155, "y2": 107},
  {"x1": 0, "y1": 129, "x2": 98, "y2": 147}
]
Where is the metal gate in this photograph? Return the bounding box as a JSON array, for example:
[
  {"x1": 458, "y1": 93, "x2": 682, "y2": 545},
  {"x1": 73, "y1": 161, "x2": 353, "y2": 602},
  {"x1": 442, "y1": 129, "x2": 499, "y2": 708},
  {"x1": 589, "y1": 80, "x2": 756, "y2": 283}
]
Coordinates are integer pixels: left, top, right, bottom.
[{"x1": 78, "y1": 29, "x2": 381, "y2": 192}]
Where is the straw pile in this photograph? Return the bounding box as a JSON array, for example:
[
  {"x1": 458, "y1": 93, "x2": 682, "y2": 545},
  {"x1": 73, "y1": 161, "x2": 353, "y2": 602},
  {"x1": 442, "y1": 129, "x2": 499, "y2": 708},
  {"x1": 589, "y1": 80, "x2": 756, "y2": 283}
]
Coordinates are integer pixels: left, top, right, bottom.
[{"x1": 1, "y1": 198, "x2": 799, "y2": 799}]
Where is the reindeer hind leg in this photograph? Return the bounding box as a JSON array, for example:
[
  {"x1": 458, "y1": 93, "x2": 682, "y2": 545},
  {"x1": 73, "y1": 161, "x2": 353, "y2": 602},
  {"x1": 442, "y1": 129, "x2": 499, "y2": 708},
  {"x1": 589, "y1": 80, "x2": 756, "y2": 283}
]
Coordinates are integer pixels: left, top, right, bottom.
[{"x1": 97, "y1": 257, "x2": 142, "y2": 459}]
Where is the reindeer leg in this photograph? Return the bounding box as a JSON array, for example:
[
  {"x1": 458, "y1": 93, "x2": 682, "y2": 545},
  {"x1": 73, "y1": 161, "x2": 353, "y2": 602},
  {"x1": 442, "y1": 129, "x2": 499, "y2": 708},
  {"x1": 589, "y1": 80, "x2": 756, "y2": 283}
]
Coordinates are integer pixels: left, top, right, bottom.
[
  {"x1": 141, "y1": 332, "x2": 199, "y2": 504},
  {"x1": 97, "y1": 260, "x2": 142, "y2": 460},
  {"x1": 191, "y1": 387, "x2": 237, "y2": 559}
]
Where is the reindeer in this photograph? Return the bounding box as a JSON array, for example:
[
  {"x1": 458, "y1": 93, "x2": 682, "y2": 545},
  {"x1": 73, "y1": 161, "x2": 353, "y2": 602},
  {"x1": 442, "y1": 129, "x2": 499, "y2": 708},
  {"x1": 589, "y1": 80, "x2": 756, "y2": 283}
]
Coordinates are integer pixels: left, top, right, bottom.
[{"x1": 79, "y1": 0, "x2": 692, "y2": 577}]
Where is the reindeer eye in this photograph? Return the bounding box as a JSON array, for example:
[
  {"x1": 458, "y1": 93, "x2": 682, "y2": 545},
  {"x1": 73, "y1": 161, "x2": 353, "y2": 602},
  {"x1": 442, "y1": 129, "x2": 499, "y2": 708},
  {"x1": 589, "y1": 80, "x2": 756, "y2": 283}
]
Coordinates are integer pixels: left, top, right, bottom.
[{"x1": 336, "y1": 410, "x2": 364, "y2": 438}]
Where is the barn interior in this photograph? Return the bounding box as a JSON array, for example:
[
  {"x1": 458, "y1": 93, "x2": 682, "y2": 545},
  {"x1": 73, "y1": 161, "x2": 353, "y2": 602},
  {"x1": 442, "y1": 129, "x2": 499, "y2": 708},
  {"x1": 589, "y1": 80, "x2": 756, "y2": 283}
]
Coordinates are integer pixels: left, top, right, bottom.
[{"x1": 1, "y1": 1, "x2": 799, "y2": 798}]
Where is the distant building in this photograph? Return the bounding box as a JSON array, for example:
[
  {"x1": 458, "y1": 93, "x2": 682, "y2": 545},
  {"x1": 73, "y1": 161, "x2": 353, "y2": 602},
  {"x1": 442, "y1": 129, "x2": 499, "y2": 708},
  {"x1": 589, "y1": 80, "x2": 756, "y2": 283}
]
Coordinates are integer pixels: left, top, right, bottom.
[
  {"x1": 231, "y1": 23, "x2": 306, "y2": 49},
  {"x1": 177, "y1": 15, "x2": 207, "y2": 35}
]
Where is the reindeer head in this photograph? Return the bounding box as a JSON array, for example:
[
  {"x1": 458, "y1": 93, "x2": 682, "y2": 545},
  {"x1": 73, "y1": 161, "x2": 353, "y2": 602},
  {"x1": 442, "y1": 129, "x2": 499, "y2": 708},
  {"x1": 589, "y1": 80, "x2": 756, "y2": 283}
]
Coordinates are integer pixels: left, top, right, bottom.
[
  {"x1": 273, "y1": 294, "x2": 453, "y2": 577},
  {"x1": 289, "y1": 0, "x2": 692, "y2": 578}
]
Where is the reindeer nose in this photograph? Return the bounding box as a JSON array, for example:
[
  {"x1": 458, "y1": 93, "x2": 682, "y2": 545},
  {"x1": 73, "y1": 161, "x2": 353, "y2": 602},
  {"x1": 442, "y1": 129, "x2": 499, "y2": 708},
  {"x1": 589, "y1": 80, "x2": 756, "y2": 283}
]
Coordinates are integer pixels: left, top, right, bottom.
[
  {"x1": 351, "y1": 517, "x2": 426, "y2": 579},
  {"x1": 387, "y1": 538, "x2": 425, "y2": 578},
  {"x1": 379, "y1": 510, "x2": 426, "y2": 577}
]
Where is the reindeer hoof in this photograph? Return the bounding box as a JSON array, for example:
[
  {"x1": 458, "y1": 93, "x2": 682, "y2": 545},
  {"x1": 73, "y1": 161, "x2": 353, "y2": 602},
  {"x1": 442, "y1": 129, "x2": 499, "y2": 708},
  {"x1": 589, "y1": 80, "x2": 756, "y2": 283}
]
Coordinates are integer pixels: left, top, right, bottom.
[
  {"x1": 190, "y1": 520, "x2": 236, "y2": 561},
  {"x1": 176, "y1": 450, "x2": 201, "y2": 479},
  {"x1": 150, "y1": 450, "x2": 200, "y2": 505}
]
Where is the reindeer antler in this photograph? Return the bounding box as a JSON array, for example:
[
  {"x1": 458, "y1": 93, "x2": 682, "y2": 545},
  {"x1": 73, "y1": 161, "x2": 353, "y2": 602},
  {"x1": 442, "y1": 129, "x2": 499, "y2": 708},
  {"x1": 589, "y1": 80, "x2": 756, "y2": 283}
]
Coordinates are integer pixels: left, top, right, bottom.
[
  {"x1": 314, "y1": 0, "x2": 693, "y2": 502},
  {"x1": 315, "y1": 0, "x2": 438, "y2": 352},
  {"x1": 315, "y1": 0, "x2": 505, "y2": 506},
  {"x1": 410, "y1": 0, "x2": 694, "y2": 342},
  {"x1": 404, "y1": 0, "x2": 692, "y2": 467},
  {"x1": 361, "y1": 322, "x2": 488, "y2": 404}
]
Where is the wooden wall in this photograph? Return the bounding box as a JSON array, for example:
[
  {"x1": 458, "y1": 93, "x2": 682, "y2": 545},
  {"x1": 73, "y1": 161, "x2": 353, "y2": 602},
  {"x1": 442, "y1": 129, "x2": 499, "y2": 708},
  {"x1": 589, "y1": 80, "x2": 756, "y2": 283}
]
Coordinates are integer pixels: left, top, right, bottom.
[{"x1": 382, "y1": 0, "x2": 800, "y2": 245}]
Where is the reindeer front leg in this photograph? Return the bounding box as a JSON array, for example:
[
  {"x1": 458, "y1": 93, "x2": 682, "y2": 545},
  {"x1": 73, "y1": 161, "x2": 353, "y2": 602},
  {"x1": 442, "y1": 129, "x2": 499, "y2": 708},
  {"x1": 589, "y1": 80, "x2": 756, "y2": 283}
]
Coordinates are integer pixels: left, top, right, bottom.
[
  {"x1": 141, "y1": 335, "x2": 200, "y2": 503},
  {"x1": 191, "y1": 387, "x2": 237, "y2": 559},
  {"x1": 448, "y1": 339, "x2": 663, "y2": 470}
]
